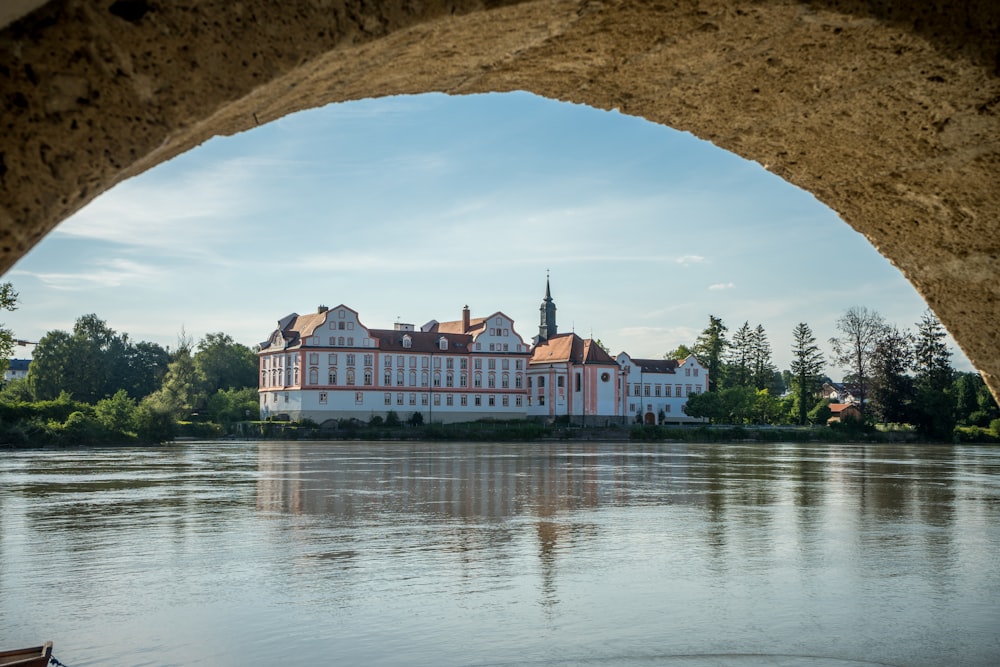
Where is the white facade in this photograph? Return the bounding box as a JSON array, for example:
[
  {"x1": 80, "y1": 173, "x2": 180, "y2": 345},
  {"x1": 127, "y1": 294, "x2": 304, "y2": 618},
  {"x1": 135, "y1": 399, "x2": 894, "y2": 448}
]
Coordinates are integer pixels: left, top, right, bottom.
[
  {"x1": 259, "y1": 305, "x2": 531, "y2": 424},
  {"x1": 616, "y1": 353, "x2": 708, "y2": 424}
]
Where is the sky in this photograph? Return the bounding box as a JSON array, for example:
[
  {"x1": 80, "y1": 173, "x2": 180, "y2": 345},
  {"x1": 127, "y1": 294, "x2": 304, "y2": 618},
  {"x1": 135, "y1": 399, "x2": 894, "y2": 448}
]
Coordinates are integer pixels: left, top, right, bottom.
[{"x1": 2, "y1": 92, "x2": 973, "y2": 377}]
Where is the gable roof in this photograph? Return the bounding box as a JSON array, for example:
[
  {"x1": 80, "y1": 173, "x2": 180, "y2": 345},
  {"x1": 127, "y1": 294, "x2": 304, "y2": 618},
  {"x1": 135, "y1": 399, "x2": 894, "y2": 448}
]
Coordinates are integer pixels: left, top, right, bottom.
[
  {"x1": 530, "y1": 333, "x2": 618, "y2": 366},
  {"x1": 626, "y1": 358, "x2": 679, "y2": 374},
  {"x1": 369, "y1": 329, "x2": 472, "y2": 353}
]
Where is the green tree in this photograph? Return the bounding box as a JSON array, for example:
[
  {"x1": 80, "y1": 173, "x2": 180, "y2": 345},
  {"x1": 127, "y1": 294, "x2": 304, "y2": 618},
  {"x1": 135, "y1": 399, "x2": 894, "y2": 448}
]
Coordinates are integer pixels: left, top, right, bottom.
[
  {"x1": 830, "y1": 306, "x2": 886, "y2": 419},
  {"x1": 751, "y1": 324, "x2": 776, "y2": 390},
  {"x1": 205, "y1": 387, "x2": 259, "y2": 425},
  {"x1": 869, "y1": 324, "x2": 913, "y2": 424},
  {"x1": 664, "y1": 344, "x2": 694, "y2": 360},
  {"x1": 194, "y1": 333, "x2": 258, "y2": 392},
  {"x1": 728, "y1": 321, "x2": 753, "y2": 387},
  {"x1": 0, "y1": 282, "x2": 18, "y2": 378},
  {"x1": 911, "y1": 310, "x2": 955, "y2": 438},
  {"x1": 807, "y1": 398, "x2": 833, "y2": 425},
  {"x1": 95, "y1": 389, "x2": 138, "y2": 434},
  {"x1": 118, "y1": 340, "x2": 171, "y2": 399},
  {"x1": 790, "y1": 322, "x2": 825, "y2": 425},
  {"x1": 693, "y1": 315, "x2": 728, "y2": 392},
  {"x1": 145, "y1": 342, "x2": 206, "y2": 420}
]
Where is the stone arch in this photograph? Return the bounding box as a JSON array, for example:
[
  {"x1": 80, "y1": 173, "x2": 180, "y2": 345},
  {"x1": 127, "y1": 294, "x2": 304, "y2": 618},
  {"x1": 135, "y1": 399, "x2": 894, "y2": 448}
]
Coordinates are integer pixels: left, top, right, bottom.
[{"x1": 1, "y1": 0, "x2": 998, "y2": 397}]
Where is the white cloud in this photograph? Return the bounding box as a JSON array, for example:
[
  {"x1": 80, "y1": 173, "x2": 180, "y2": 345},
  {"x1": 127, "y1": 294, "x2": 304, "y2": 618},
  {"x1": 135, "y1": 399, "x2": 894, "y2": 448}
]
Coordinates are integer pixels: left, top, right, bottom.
[
  {"x1": 675, "y1": 255, "x2": 706, "y2": 265},
  {"x1": 709, "y1": 282, "x2": 735, "y2": 291},
  {"x1": 11, "y1": 258, "x2": 166, "y2": 291}
]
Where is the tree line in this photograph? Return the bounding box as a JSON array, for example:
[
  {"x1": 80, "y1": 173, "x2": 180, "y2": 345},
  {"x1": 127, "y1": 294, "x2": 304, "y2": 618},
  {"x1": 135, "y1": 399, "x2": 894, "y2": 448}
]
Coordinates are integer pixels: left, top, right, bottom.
[
  {"x1": 676, "y1": 307, "x2": 999, "y2": 441},
  {"x1": 0, "y1": 285, "x2": 259, "y2": 444}
]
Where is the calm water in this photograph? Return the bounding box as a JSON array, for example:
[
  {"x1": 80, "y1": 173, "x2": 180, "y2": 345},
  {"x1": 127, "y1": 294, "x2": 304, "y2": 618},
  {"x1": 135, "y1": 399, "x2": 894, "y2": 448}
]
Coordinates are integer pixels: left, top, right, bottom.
[{"x1": 1, "y1": 441, "x2": 998, "y2": 667}]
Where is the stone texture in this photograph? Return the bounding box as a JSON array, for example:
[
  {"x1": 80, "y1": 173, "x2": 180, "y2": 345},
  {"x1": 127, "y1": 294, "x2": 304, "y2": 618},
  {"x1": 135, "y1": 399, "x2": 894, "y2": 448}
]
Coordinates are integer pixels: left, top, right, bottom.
[{"x1": 1, "y1": 0, "x2": 998, "y2": 399}]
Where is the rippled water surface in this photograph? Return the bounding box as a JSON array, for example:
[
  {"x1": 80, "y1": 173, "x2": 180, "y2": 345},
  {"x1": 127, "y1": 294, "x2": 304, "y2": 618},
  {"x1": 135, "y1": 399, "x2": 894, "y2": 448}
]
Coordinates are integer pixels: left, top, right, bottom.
[{"x1": 1, "y1": 441, "x2": 998, "y2": 666}]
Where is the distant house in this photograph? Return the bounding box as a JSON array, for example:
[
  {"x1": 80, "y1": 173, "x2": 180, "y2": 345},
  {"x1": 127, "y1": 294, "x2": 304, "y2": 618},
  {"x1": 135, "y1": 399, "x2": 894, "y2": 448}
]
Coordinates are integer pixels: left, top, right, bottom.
[
  {"x1": 827, "y1": 402, "x2": 863, "y2": 424},
  {"x1": 4, "y1": 358, "x2": 29, "y2": 381},
  {"x1": 821, "y1": 382, "x2": 861, "y2": 404}
]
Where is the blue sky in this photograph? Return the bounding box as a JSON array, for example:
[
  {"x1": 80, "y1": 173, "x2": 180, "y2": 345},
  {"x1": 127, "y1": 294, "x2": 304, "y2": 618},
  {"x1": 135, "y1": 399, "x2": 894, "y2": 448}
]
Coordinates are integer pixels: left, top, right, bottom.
[{"x1": 3, "y1": 92, "x2": 972, "y2": 376}]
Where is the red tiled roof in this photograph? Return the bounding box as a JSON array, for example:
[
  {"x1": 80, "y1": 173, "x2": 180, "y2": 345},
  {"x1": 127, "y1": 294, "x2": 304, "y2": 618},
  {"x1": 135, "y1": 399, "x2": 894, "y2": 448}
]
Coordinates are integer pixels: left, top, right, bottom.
[
  {"x1": 434, "y1": 317, "x2": 486, "y2": 334},
  {"x1": 530, "y1": 333, "x2": 617, "y2": 366},
  {"x1": 369, "y1": 329, "x2": 474, "y2": 353}
]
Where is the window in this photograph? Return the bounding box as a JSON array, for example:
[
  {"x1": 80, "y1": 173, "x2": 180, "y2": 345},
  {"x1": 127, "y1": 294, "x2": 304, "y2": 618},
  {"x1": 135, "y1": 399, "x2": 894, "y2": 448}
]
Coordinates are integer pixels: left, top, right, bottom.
[
  {"x1": 488, "y1": 395, "x2": 496, "y2": 407},
  {"x1": 685, "y1": 368, "x2": 691, "y2": 376},
  {"x1": 329, "y1": 370, "x2": 337, "y2": 385},
  {"x1": 495, "y1": 317, "x2": 501, "y2": 326},
  {"x1": 474, "y1": 373, "x2": 482, "y2": 388},
  {"x1": 515, "y1": 396, "x2": 522, "y2": 407},
  {"x1": 396, "y1": 393, "x2": 404, "y2": 405},
  {"x1": 475, "y1": 359, "x2": 482, "y2": 370},
  {"x1": 338, "y1": 321, "x2": 346, "y2": 330},
  {"x1": 384, "y1": 356, "x2": 392, "y2": 367},
  {"x1": 655, "y1": 385, "x2": 661, "y2": 397},
  {"x1": 538, "y1": 394, "x2": 545, "y2": 406},
  {"x1": 488, "y1": 359, "x2": 496, "y2": 370},
  {"x1": 284, "y1": 392, "x2": 289, "y2": 402},
  {"x1": 686, "y1": 384, "x2": 692, "y2": 396},
  {"x1": 460, "y1": 395, "x2": 468, "y2": 406},
  {"x1": 446, "y1": 373, "x2": 454, "y2": 388},
  {"x1": 403, "y1": 335, "x2": 412, "y2": 348},
  {"x1": 515, "y1": 360, "x2": 523, "y2": 370},
  {"x1": 644, "y1": 385, "x2": 651, "y2": 396},
  {"x1": 501, "y1": 374, "x2": 509, "y2": 388},
  {"x1": 676, "y1": 384, "x2": 682, "y2": 396},
  {"x1": 384, "y1": 393, "x2": 391, "y2": 405},
  {"x1": 557, "y1": 376, "x2": 565, "y2": 388},
  {"x1": 347, "y1": 322, "x2": 354, "y2": 330},
  {"x1": 433, "y1": 372, "x2": 441, "y2": 387},
  {"x1": 446, "y1": 395, "x2": 454, "y2": 406},
  {"x1": 397, "y1": 370, "x2": 404, "y2": 386},
  {"x1": 347, "y1": 337, "x2": 354, "y2": 346},
  {"x1": 474, "y1": 395, "x2": 482, "y2": 406},
  {"x1": 346, "y1": 369, "x2": 355, "y2": 385},
  {"x1": 319, "y1": 392, "x2": 328, "y2": 405},
  {"x1": 460, "y1": 359, "x2": 468, "y2": 370},
  {"x1": 339, "y1": 310, "x2": 346, "y2": 320},
  {"x1": 355, "y1": 392, "x2": 363, "y2": 405},
  {"x1": 446, "y1": 358, "x2": 454, "y2": 369},
  {"x1": 538, "y1": 377, "x2": 545, "y2": 388},
  {"x1": 396, "y1": 355, "x2": 404, "y2": 367},
  {"x1": 346, "y1": 354, "x2": 355, "y2": 365},
  {"x1": 364, "y1": 371, "x2": 373, "y2": 386},
  {"x1": 665, "y1": 404, "x2": 671, "y2": 413},
  {"x1": 309, "y1": 353, "x2": 319, "y2": 365},
  {"x1": 502, "y1": 396, "x2": 509, "y2": 407},
  {"x1": 487, "y1": 375, "x2": 496, "y2": 388},
  {"x1": 515, "y1": 374, "x2": 523, "y2": 389},
  {"x1": 338, "y1": 337, "x2": 345, "y2": 346},
  {"x1": 409, "y1": 393, "x2": 416, "y2": 405},
  {"x1": 309, "y1": 368, "x2": 318, "y2": 385},
  {"x1": 409, "y1": 370, "x2": 416, "y2": 386},
  {"x1": 459, "y1": 373, "x2": 467, "y2": 387},
  {"x1": 665, "y1": 385, "x2": 672, "y2": 397},
  {"x1": 575, "y1": 374, "x2": 581, "y2": 391},
  {"x1": 364, "y1": 354, "x2": 373, "y2": 366},
  {"x1": 633, "y1": 385, "x2": 640, "y2": 396},
  {"x1": 423, "y1": 357, "x2": 430, "y2": 368},
  {"x1": 693, "y1": 368, "x2": 699, "y2": 377},
  {"x1": 527, "y1": 377, "x2": 532, "y2": 389},
  {"x1": 328, "y1": 354, "x2": 337, "y2": 365},
  {"x1": 439, "y1": 337, "x2": 448, "y2": 350},
  {"x1": 422, "y1": 394, "x2": 429, "y2": 405},
  {"x1": 433, "y1": 394, "x2": 441, "y2": 406},
  {"x1": 384, "y1": 371, "x2": 391, "y2": 385},
  {"x1": 409, "y1": 357, "x2": 417, "y2": 368}
]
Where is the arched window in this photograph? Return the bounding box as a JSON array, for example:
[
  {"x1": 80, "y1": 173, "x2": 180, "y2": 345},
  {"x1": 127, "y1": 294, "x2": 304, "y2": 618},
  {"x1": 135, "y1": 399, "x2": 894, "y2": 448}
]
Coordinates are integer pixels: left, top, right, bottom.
[
  {"x1": 515, "y1": 374, "x2": 523, "y2": 389},
  {"x1": 364, "y1": 371, "x2": 373, "y2": 385},
  {"x1": 346, "y1": 369, "x2": 355, "y2": 385},
  {"x1": 384, "y1": 370, "x2": 392, "y2": 385},
  {"x1": 409, "y1": 370, "x2": 417, "y2": 386},
  {"x1": 438, "y1": 337, "x2": 448, "y2": 350},
  {"x1": 403, "y1": 335, "x2": 412, "y2": 349},
  {"x1": 309, "y1": 368, "x2": 318, "y2": 385},
  {"x1": 501, "y1": 373, "x2": 509, "y2": 388},
  {"x1": 329, "y1": 369, "x2": 337, "y2": 385},
  {"x1": 474, "y1": 372, "x2": 482, "y2": 388},
  {"x1": 433, "y1": 371, "x2": 441, "y2": 387}
]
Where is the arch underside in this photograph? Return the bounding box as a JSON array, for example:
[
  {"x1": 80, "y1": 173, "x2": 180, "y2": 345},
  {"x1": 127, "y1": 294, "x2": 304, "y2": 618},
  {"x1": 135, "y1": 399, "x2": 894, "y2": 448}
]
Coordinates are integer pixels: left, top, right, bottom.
[{"x1": 1, "y1": 0, "x2": 998, "y2": 397}]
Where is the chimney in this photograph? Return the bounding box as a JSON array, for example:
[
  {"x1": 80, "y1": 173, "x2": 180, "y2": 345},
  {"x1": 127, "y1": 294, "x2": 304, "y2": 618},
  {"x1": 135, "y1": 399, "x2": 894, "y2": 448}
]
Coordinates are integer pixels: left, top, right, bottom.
[
  {"x1": 462, "y1": 305, "x2": 470, "y2": 333},
  {"x1": 317, "y1": 305, "x2": 328, "y2": 313}
]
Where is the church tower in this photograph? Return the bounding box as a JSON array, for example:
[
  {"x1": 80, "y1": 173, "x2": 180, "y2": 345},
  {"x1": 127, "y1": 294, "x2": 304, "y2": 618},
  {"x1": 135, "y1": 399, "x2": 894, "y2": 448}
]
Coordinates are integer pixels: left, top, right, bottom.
[{"x1": 538, "y1": 275, "x2": 557, "y2": 342}]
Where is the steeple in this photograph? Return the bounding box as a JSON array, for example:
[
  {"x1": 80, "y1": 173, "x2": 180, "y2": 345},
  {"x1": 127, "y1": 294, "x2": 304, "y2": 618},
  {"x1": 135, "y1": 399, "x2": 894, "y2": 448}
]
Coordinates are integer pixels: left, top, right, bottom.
[{"x1": 538, "y1": 272, "x2": 557, "y2": 342}]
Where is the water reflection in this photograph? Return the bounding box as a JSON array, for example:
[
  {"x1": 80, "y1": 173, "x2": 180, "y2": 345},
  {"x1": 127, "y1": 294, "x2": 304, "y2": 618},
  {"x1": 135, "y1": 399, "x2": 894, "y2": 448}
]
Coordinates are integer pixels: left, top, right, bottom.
[{"x1": 1, "y1": 442, "x2": 998, "y2": 667}]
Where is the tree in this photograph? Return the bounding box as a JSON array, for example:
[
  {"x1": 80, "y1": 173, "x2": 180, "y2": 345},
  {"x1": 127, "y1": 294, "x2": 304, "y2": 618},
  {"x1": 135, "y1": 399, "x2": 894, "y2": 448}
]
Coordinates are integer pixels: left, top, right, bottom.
[
  {"x1": 0, "y1": 282, "x2": 18, "y2": 378},
  {"x1": 911, "y1": 310, "x2": 955, "y2": 438},
  {"x1": 727, "y1": 321, "x2": 753, "y2": 388},
  {"x1": 869, "y1": 324, "x2": 914, "y2": 424},
  {"x1": 205, "y1": 387, "x2": 259, "y2": 425},
  {"x1": 194, "y1": 333, "x2": 258, "y2": 392},
  {"x1": 95, "y1": 389, "x2": 138, "y2": 434},
  {"x1": 144, "y1": 341, "x2": 206, "y2": 420},
  {"x1": 693, "y1": 315, "x2": 728, "y2": 392},
  {"x1": 664, "y1": 344, "x2": 694, "y2": 360},
  {"x1": 790, "y1": 322, "x2": 825, "y2": 425},
  {"x1": 829, "y1": 306, "x2": 886, "y2": 419},
  {"x1": 750, "y1": 324, "x2": 776, "y2": 390}
]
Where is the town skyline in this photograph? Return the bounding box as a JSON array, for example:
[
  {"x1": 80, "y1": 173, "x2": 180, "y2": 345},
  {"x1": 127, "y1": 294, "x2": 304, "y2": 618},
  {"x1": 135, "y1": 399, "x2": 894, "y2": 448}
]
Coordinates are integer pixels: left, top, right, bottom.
[{"x1": 2, "y1": 92, "x2": 973, "y2": 377}]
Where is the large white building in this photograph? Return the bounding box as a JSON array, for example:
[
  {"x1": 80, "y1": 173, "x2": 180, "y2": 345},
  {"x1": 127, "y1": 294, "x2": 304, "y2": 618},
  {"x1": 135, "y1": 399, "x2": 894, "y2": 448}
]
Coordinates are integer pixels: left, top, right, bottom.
[
  {"x1": 259, "y1": 281, "x2": 708, "y2": 426},
  {"x1": 616, "y1": 352, "x2": 708, "y2": 424},
  {"x1": 258, "y1": 304, "x2": 531, "y2": 424}
]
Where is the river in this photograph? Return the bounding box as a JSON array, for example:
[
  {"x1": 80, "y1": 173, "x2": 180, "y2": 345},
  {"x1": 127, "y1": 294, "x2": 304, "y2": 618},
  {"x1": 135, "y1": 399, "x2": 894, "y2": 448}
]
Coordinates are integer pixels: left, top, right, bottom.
[{"x1": 1, "y1": 441, "x2": 998, "y2": 666}]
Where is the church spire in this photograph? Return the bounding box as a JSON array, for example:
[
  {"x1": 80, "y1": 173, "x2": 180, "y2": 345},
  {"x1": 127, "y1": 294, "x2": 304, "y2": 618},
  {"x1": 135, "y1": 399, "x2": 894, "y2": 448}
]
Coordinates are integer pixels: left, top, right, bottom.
[{"x1": 538, "y1": 271, "x2": 557, "y2": 342}]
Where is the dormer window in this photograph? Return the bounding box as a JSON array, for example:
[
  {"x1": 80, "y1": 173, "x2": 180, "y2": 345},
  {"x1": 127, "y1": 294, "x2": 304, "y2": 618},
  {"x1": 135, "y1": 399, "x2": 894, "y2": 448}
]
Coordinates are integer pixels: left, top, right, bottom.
[
  {"x1": 402, "y1": 335, "x2": 412, "y2": 349},
  {"x1": 438, "y1": 337, "x2": 448, "y2": 351}
]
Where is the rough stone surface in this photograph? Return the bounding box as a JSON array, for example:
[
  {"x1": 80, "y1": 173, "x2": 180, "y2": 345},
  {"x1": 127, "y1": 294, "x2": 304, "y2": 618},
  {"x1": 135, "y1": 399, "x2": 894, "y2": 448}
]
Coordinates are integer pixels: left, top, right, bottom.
[{"x1": 1, "y1": 0, "x2": 998, "y2": 399}]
